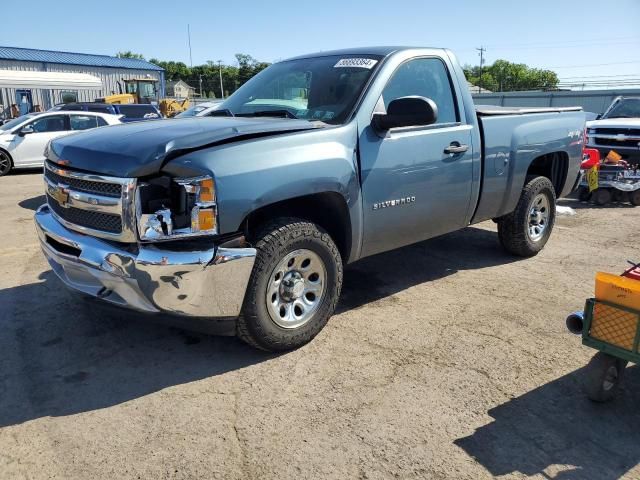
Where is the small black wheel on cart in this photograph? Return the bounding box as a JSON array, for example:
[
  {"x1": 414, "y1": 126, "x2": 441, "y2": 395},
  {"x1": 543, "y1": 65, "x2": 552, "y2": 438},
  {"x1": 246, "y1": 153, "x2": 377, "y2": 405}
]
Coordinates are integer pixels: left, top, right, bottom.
[
  {"x1": 583, "y1": 352, "x2": 628, "y2": 402},
  {"x1": 612, "y1": 189, "x2": 627, "y2": 203},
  {"x1": 591, "y1": 188, "x2": 612, "y2": 206},
  {"x1": 630, "y1": 190, "x2": 640, "y2": 207},
  {"x1": 577, "y1": 186, "x2": 591, "y2": 202}
]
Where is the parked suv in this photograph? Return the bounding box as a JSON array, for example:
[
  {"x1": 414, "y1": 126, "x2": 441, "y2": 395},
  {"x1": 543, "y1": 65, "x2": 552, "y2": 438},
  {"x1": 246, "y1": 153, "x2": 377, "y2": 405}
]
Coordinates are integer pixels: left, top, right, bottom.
[{"x1": 50, "y1": 102, "x2": 162, "y2": 122}]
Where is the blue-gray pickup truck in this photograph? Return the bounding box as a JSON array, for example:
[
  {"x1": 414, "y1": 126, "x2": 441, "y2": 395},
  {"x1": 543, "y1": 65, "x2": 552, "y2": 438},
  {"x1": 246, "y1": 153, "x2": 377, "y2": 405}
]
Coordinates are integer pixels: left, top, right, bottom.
[{"x1": 35, "y1": 47, "x2": 585, "y2": 351}]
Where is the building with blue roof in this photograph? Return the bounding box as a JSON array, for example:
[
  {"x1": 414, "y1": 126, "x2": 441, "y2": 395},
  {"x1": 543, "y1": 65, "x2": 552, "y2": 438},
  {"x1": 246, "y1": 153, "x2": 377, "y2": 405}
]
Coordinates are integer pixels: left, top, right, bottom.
[{"x1": 0, "y1": 46, "x2": 165, "y2": 117}]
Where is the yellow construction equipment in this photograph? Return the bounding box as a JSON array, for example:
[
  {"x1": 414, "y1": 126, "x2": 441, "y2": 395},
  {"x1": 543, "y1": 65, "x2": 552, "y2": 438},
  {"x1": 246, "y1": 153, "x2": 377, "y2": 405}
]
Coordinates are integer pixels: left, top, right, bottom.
[{"x1": 100, "y1": 78, "x2": 190, "y2": 117}]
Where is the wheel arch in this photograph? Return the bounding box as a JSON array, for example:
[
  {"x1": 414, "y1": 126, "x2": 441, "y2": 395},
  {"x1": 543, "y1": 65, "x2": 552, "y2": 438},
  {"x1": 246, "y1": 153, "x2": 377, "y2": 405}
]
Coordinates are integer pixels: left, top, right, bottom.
[
  {"x1": 525, "y1": 151, "x2": 569, "y2": 197},
  {"x1": 240, "y1": 191, "x2": 353, "y2": 263}
]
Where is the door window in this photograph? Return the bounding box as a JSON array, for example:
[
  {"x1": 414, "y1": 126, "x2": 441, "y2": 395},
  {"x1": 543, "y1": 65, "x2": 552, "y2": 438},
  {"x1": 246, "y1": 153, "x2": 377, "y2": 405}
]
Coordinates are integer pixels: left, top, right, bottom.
[
  {"x1": 381, "y1": 58, "x2": 458, "y2": 125},
  {"x1": 70, "y1": 115, "x2": 98, "y2": 130},
  {"x1": 87, "y1": 104, "x2": 114, "y2": 114},
  {"x1": 28, "y1": 115, "x2": 67, "y2": 133},
  {"x1": 60, "y1": 91, "x2": 78, "y2": 104}
]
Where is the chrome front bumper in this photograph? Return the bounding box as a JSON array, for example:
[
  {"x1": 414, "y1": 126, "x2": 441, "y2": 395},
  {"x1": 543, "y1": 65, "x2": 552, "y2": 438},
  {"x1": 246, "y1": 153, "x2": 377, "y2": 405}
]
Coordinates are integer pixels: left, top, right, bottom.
[{"x1": 35, "y1": 205, "x2": 256, "y2": 318}]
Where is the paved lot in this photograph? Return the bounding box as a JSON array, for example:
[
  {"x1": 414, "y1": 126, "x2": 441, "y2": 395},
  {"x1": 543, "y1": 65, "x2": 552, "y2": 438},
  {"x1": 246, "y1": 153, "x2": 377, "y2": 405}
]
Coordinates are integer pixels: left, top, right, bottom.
[{"x1": 1, "y1": 170, "x2": 640, "y2": 479}]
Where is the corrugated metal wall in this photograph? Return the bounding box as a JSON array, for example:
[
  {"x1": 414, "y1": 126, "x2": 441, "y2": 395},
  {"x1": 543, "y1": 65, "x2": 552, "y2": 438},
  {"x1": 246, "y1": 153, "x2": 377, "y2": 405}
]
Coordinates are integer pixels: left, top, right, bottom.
[
  {"x1": 0, "y1": 59, "x2": 163, "y2": 116},
  {"x1": 472, "y1": 89, "x2": 640, "y2": 114}
]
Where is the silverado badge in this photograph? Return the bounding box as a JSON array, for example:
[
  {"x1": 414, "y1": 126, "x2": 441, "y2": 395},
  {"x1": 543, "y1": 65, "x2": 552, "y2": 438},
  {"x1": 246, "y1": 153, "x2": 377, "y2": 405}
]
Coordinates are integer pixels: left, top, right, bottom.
[{"x1": 373, "y1": 196, "x2": 416, "y2": 210}]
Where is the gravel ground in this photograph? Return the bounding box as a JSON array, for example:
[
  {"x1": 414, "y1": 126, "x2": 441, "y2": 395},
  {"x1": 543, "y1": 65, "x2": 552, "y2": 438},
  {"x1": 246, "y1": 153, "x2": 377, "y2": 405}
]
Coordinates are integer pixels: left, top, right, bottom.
[{"x1": 1, "y1": 170, "x2": 639, "y2": 480}]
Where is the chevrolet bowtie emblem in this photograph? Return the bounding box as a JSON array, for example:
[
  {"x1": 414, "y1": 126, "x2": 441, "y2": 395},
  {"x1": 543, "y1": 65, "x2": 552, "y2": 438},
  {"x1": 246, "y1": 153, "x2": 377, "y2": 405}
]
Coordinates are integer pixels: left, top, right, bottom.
[{"x1": 49, "y1": 183, "x2": 70, "y2": 208}]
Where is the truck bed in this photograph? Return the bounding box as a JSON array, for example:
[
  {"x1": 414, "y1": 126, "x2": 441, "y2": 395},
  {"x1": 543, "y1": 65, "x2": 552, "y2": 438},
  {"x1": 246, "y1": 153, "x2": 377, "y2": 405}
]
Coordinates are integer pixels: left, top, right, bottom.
[
  {"x1": 476, "y1": 105, "x2": 583, "y2": 116},
  {"x1": 471, "y1": 108, "x2": 586, "y2": 223}
]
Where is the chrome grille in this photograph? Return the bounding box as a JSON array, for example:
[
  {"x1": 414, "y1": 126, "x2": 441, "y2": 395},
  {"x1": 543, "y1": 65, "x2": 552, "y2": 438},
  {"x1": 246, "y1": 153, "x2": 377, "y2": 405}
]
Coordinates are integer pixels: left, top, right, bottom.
[
  {"x1": 44, "y1": 165, "x2": 122, "y2": 198},
  {"x1": 592, "y1": 128, "x2": 640, "y2": 149},
  {"x1": 44, "y1": 161, "x2": 137, "y2": 242},
  {"x1": 47, "y1": 194, "x2": 122, "y2": 233}
]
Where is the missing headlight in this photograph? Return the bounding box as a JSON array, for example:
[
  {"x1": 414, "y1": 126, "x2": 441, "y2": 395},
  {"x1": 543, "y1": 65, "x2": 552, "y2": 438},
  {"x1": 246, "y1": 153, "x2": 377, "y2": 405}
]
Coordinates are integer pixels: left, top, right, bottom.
[{"x1": 137, "y1": 175, "x2": 218, "y2": 242}]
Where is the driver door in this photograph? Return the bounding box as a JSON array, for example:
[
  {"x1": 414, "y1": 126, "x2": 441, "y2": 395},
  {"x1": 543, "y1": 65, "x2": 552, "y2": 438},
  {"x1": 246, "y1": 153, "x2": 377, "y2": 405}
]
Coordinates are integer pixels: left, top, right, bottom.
[
  {"x1": 359, "y1": 57, "x2": 475, "y2": 257},
  {"x1": 12, "y1": 115, "x2": 69, "y2": 167}
]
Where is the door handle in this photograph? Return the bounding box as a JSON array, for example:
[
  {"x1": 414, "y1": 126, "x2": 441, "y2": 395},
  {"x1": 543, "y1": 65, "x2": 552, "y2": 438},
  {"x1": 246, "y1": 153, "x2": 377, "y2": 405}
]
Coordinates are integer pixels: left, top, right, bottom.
[{"x1": 444, "y1": 142, "x2": 469, "y2": 154}]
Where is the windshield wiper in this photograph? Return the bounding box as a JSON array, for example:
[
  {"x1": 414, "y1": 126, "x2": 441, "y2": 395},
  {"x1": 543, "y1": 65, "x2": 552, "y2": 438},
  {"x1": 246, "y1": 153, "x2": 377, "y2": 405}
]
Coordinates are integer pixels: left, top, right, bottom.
[
  {"x1": 606, "y1": 115, "x2": 635, "y2": 119},
  {"x1": 238, "y1": 109, "x2": 299, "y2": 119},
  {"x1": 208, "y1": 109, "x2": 235, "y2": 117}
]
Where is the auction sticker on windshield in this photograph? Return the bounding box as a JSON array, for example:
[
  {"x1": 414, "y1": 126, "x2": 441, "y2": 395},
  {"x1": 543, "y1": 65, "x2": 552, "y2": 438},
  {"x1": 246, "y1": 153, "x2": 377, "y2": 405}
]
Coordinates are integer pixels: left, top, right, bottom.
[{"x1": 334, "y1": 58, "x2": 378, "y2": 69}]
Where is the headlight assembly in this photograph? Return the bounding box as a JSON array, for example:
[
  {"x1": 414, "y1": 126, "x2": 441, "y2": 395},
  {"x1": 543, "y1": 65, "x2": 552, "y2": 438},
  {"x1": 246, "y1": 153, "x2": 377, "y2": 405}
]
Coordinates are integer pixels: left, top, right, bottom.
[{"x1": 137, "y1": 175, "x2": 218, "y2": 241}]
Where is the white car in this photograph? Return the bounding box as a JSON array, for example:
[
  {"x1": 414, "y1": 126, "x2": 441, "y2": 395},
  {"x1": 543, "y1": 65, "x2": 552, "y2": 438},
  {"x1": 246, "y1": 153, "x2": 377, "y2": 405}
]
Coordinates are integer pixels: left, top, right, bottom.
[{"x1": 0, "y1": 111, "x2": 122, "y2": 176}]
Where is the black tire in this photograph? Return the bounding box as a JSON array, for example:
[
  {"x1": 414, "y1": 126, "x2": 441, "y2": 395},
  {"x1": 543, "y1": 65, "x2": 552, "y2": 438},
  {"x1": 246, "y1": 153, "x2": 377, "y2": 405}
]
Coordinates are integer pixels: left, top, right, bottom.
[
  {"x1": 584, "y1": 352, "x2": 628, "y2": 402},
  {"x1": 591, "y1": 188, "x2": 612, "y2": 206},
  {"x1": 577, "y1": 186, "x2": 591, "y2": 202},
  {"x1": 497, "y1": 176, "x2": 556, "y2": 257},
  {"x1": 237, "y1": 218, "x2": 343, "y2": 351},
  {"x1": 630, "y1": 190, "x2": 640, "y2": 207},
  {"x1": 0, "y1": 150, "x2": 12, "y2": 177},
  {"x1": 612, "y1": 189, "x2": 627, "y2": 203}
]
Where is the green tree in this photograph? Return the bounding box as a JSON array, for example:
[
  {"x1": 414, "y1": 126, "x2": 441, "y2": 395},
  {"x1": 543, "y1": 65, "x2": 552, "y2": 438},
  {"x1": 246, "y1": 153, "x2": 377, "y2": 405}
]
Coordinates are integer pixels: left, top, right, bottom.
[
  {"x1": 145, "y1": 53, "x2": 269, "y2": 97},
  {"x1": 116, "y1": 51, "x2": 145, "y2": 60},
  {"x1": 464, "y1": 59, "x2": 559, "y2": 92}
]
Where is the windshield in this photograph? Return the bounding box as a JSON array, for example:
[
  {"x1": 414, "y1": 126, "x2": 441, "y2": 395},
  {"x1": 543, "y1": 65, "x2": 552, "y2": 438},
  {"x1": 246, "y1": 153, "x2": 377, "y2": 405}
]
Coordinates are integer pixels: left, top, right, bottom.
[
  {"x1": 221, "y1": 54, "x2": 382, "y2": 124},
  {"x1": 604, "y1": 98, "x2": 640, "y2": 119},
  {"x1": 0, "y1": 114, "x2": 34, "y2": 132},
  {"x1": 139, "y1": 82, "x2": 157, "y2": 99}
]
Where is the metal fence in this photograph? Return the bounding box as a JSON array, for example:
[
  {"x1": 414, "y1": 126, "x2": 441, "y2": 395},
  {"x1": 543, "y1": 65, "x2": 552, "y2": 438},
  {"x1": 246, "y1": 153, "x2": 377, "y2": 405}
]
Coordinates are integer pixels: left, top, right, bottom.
[{"x1": 472, "y1": 88, "x2": 640, "y2": 114}]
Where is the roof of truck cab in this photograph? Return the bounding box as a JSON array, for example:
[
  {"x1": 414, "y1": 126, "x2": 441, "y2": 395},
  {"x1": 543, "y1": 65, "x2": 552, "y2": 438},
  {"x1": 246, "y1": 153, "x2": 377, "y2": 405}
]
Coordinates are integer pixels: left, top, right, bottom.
[{"x1": 284, "y1": 46, "x2": 445, "y2": 61}]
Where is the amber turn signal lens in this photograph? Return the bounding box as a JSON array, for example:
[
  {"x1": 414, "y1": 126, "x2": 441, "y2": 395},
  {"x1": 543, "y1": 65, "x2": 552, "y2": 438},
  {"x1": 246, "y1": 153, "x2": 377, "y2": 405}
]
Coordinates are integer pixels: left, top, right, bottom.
[
  {"x1": 199, "y1": 178, "x2": 215, "y2": 203},
  {"x1": 198, "y1": 209, "x2": 216, "y2": 231}
]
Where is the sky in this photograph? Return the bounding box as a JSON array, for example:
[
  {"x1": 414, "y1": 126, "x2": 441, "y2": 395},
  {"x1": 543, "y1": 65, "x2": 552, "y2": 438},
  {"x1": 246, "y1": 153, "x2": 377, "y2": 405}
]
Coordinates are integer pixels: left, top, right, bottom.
[{"x1": 3, "y1": 0, "x2": 640, "y2": 89}]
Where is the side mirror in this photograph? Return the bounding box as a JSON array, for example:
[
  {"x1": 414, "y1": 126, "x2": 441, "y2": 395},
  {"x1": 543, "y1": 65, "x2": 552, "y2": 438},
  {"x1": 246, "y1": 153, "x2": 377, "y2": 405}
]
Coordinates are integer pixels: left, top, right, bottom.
[
  {"x1": 19, "y1": 125, "x2": 34, "y2": 136},
  {"x1": 372, "y1": 96, "x2": 438, "y2": 131},
  {"x1": 595, "y1": 114, "x2": 602, "y2": 120}
]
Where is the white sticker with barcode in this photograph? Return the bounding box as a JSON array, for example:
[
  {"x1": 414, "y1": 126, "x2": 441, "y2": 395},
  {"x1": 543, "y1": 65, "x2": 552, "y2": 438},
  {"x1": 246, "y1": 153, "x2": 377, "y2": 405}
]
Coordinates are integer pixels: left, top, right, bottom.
[{"x1": 334, "y1": 58, "x2": 378, "y2": 69}]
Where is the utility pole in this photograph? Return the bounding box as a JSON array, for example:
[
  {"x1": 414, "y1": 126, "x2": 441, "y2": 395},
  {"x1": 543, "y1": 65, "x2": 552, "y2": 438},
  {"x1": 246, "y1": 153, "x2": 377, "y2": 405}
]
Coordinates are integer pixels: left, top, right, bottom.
[
  {"x1": 187, "y1": 24, "x2": 193, "y2": 68},
  {"x1": 476, "y1": 46, "x2": 486, "y2": 93},
  {"x1": 199, "y1": 74, "x2": 203, "y2": 98},
  {"x1": 218, "y1": 60, "x2": 224, "y2": 99}
]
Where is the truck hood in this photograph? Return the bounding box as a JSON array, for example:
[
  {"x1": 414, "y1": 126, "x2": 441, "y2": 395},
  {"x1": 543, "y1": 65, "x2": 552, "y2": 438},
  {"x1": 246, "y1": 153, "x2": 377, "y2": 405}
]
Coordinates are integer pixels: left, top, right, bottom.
[
  {"x1": 586, "y1": 118, "x2": 640, "y2": 129},
  {"x1": 47, "y1": 117, "x2": 321, "y2": 177}
]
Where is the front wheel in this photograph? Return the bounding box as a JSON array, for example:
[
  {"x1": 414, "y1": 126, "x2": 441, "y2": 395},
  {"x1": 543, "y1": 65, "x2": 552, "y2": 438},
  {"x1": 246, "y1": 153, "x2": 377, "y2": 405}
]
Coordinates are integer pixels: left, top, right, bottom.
[
  {"x1": 237, "y1": 218, "x2": 343, "y2": 351},
  {"x1": 630, "y1": 190, "x2": 640, "y2": 206},
  {"x1": 0, "y1": 150, "x2": 12, "y2": 177},
  {"x1": 497, "y1": 176, "x2": 556, "y2": 257}
]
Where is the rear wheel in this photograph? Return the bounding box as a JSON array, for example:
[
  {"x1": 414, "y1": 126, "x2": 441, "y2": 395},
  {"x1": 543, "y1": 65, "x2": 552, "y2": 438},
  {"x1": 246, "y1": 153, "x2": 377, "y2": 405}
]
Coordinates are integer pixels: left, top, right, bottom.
[
  {"x1": 630, "y1": 190, "x2": 640, "y2": 206},
  {"x1": 237, "y1": 218, "x2": 343, "y2": 351},
  {"x1": 0, "y1": 150, "x2": 12, "y2": 177},
  {"x1": 584, "y1": 352, "x2": 627, "y2": 402},
  {"x1": 497, "y1": 176, "x2": 556, "y2": 257},
  {"x1": 591, "y1": 188, "x2": 612, "y2": 206}
]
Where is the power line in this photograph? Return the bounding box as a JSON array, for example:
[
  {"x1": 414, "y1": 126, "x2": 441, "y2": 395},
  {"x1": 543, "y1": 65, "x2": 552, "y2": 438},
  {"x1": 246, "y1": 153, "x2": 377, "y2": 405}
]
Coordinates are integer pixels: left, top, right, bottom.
[
  {"x1": 483, "y1": 35, "x2": 639, "y2": 48},
  {"x1": 547, "y1": 60, "x2": 640, "y2": 69},
  {"x1": 559, "y1": 73, "x2": 640, "y2": 79}
]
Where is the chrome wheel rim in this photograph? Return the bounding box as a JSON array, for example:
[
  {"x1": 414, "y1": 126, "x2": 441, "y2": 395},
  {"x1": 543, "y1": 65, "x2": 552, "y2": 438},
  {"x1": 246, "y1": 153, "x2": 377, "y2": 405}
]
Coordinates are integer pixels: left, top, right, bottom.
[
  {"x1": 528, "y1": 193, "x2": 550, "y2": 242},
  {"x1": 0, "y1": 152, "x2": 10, "y2": 174},
  {"x1": 266, "y1": 249, "x2": 327, "y2": 329}
]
